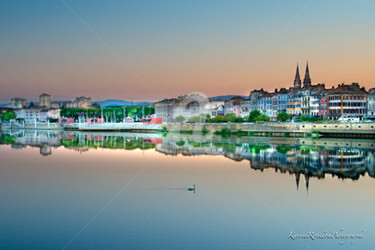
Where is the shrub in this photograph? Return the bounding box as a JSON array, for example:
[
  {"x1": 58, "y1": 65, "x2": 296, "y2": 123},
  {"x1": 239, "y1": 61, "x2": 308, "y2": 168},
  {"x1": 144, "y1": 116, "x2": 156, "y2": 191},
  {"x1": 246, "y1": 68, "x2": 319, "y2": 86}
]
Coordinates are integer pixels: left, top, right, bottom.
[
  {"x1": 215, "y1": 126, "x2": 231, "y2": 135},
  {"x1": 201, "y1": 126, "x2": 209, "y2": 134}
]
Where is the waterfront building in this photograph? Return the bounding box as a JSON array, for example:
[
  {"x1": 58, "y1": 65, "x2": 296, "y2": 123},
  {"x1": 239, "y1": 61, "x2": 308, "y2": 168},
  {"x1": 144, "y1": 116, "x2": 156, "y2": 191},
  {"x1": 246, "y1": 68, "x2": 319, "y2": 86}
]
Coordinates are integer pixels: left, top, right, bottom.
[
  {"x1": 173, "y1": 93, "x2": 208, "y2": 119},
  {"x1": 211, "y1": 104, "x2": 224, "y2": 117},
  {"x1": 368, "y1": 88, "x2": 375, "y2": 117},
  {"x1": 13, "y1": 109, "x2": 25, "y2": 120},
  {"x1": 25, "y1": 107, "x2": 42, "y2": 123},
  {"x1": 10, "y1": 98, "x2": 26, "y2": 109},
  {"x1": 249, "y1": 89, "x2": 267, "y2": 111},
  {"x1": 287, "y1": 90, "x2": 302, "y2": 116},
  {"x1": 275, "y1": 88, "x2": 288, "y2": 113},
  {"x1": 47, "y1": 109, "x2": 61, "y2": 119},
  {"x1": 155, "y1": 98, "x2": 177, "y2": 122},
  {"x1": 39, "y1": 93, "x2": 51, "y2": 108},
  {"x1": 155, "y1": 93, "x2": 209, "y2": 122},
  {"x1": 272, "y1": 93, "x2": 278, "y2": 116},
  {"x1": 319, "y1": 94, "x2": 329, "y2": 118},
  {"x1": 224, "y1": 96, "x2": 245, "y2": 116},
  {"x1": 327, "y1": 83, "x2": 368, "y2": 120},
  {"x1": 309, "y1": 94, "x2": 320, "y2": 116},
  {"x1": 240, "y1": 98, "x2": 251, "y2": 117},
  {"x1": 40, "y1": 110, "x2": 48, "y2": 121},
  {"x1": 206, "y1": 99, "x2": 225, "y2": 117},
  {"x1": 300, "y1": 89, "x2": 312, "y2": 116},
  {"x1": 258, "y1": 93, "x2": 275, "y2": 117}
]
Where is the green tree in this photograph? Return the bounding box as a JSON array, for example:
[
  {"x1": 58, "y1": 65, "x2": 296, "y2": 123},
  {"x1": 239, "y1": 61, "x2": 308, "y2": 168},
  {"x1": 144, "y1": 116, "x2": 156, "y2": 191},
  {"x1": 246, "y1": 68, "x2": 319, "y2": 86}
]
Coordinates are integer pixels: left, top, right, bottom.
[
  {"x1": 248, "y1": 110, "x2": 261, "y2": 122},
  {"x1": 276, "y1": 112, "x2": 290, "y2": 122},
  {"x1": 92, "y1": 103, "x2": 100, "y2": 108},
  {"x1": 254, "y1": 114, "x2": 270, "y2": 122},
  {"x1": 225, "y1": 113, "x2": 237, "y2": 122},
  {"x1": 175, "y1": 115, "x2": 185, "y2": 123},
  {"x1": 1, "y1": 110, "x2": 16, "y2": 121},
  {"x1": 211, "y1": 115, "x2": 225, "y2": 123}
]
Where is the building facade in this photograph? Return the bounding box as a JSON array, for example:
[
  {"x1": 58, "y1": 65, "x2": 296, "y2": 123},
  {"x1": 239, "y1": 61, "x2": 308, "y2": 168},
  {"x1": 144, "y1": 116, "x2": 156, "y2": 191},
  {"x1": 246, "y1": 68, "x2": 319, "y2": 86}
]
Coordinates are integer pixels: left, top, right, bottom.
[
  {"x1": 39, "y1": 93, "x2": 51, "y2": 108},
  {"x1": 10, "y1": 98, "x2": 26, "y2": 109},
  {"x1": 368, "y1": 88, "x2": 375, "y2": 117},
  {"x1": 327, "y1": 83, "x2": 368, "y2": 120}
]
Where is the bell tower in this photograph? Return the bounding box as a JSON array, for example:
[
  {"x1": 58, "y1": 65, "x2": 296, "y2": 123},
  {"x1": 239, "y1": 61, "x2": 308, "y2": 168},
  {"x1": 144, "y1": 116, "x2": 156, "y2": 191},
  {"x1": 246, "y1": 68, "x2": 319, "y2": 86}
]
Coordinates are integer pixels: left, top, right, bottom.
[
  {"x1": 303, "y1": 62, "x2": 312, "y2": 88},
  {"x1": 293, "y1": 64, "x2": 301, "y2": 89}
]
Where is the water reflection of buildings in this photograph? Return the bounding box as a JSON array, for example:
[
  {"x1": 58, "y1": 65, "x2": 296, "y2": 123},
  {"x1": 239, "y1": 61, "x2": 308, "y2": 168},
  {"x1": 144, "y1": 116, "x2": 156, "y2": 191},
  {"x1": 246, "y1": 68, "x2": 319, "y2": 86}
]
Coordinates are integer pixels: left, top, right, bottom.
[
  {"x1": 155, "y1": 138, "x2": 375, "y2": 190},
  {"x1": 1, "y1": 131, "x2": 374, "y2": 189},
  {"x1": 6, "y1": 131, "x2": 61, "y2": 156},
  {"x1": 247, "y1": 147, "x2": 371, "y2": 191}
]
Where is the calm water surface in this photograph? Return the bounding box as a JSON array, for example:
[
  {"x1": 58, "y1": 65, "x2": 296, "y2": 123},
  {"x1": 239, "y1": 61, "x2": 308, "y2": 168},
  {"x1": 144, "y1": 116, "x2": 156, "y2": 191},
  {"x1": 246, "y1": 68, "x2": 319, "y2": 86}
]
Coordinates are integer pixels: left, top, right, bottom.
[{"x1": 0, "y1": 130, "x2": 374, "y2": 249}]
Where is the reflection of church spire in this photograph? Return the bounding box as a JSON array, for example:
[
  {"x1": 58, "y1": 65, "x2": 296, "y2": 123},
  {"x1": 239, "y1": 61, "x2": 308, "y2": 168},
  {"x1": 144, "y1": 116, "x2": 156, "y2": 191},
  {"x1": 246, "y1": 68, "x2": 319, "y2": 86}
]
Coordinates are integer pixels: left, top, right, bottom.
[
  {"x1": 295, "y1": 173, "x2": 300, "y2": 190},
  {"x1": 305, "y1": 175, "x2": 310, "y2": 193}
]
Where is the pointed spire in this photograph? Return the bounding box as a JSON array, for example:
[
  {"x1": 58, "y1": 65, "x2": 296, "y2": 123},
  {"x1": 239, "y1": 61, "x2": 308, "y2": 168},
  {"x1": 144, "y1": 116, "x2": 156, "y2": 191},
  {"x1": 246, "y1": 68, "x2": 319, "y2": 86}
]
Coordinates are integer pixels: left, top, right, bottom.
[
  {"x1": 294, "y1": 63, "x2": 301, "y2": 89},
  {"x1": 303, "y1": 61, "x2": 312, "y2": 88}
]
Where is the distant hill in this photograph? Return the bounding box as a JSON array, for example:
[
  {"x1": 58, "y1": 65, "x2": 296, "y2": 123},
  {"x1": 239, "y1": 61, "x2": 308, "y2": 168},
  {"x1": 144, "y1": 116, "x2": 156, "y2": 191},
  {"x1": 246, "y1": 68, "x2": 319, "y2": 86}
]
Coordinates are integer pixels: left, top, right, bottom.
[
  {"x1": 0, "y1": 102, "x2": 39, "y2": 108},
  {"x1": 94, "y1": 99, "x2": 154, "y2": 108},
  {"x1": 208, "y1": 95, "x2": 248, "y2": 101}
]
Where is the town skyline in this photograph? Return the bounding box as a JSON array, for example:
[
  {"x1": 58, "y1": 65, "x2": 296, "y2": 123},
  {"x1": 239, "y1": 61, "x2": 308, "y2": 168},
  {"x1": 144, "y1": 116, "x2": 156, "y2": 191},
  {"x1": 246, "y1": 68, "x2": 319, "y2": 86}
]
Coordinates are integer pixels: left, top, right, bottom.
[
  {"x1": 1, "y1": 1, "x2": 375, "y2": 103},
  {"x1": 2, "y1": 62, "x2": 373, "y2": 105}
]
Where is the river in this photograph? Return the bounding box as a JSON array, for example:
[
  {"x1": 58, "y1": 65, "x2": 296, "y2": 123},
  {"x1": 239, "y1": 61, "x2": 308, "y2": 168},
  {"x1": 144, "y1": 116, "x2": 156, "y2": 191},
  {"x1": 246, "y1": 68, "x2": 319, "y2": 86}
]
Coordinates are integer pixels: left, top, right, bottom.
[{"x1": 0, "y1": 130, "x2": 374, "y2": 249}]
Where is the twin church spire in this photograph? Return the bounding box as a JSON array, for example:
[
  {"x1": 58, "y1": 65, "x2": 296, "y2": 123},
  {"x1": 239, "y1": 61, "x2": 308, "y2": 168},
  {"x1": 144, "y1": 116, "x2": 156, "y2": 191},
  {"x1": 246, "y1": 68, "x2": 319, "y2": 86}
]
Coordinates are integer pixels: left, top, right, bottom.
[{"x1": 294, "y1": 62, "x2": 311, "y2": 89}]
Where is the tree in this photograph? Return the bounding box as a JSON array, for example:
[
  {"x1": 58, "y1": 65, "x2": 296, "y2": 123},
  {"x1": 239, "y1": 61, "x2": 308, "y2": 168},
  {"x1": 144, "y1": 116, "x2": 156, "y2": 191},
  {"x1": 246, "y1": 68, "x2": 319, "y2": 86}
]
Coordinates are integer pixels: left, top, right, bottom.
[
  {"x1": 28, "y1": 101, "x2": 35, "y2": 108},
  {"x1": 175, "y1": 115, "x2": 185, "y2": 123},
  {"x1": 225, "y1": 113, "x2": 237, "y2": 122},
  {"x1": 211, "y1": 115, "x2": 225, "y2": 123},
  {"x1": 92, "y1": 103, "x2": 100, "y2": 108},
  {"x1": 254, "y1": 114, "x2": 270, "y2": 122},
  {"x1": 1, "y1": 110, "x2": 16, "y2": 121},
  {"x1": 276, "y1": 112, "x2": 290, "y2": 122},
  {"x1": 248, "y1": 110, "x2": 261, "y2": 122}
]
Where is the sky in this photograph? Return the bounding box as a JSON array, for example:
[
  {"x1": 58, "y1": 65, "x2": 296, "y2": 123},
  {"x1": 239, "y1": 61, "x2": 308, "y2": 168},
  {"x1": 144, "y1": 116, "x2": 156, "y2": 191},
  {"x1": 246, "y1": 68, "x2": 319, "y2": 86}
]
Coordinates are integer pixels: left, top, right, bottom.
[{"x1": 1, "y1": 0, "x2": 375, "y2": 103}]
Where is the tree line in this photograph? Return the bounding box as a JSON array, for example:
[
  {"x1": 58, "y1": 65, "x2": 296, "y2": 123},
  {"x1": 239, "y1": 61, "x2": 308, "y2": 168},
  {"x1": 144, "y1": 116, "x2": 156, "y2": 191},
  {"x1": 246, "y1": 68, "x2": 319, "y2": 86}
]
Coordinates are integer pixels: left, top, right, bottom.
[{"x1": 60, "y1": 106, "x2": 155, "y2": 122}]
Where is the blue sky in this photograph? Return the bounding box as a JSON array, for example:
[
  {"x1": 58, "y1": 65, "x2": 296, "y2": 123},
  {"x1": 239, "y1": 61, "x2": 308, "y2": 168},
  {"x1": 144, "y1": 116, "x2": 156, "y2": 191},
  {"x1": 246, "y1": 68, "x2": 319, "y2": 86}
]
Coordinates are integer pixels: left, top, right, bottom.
[{"x1": 1, "y1": 0, "x2": 374, "y2": 102}]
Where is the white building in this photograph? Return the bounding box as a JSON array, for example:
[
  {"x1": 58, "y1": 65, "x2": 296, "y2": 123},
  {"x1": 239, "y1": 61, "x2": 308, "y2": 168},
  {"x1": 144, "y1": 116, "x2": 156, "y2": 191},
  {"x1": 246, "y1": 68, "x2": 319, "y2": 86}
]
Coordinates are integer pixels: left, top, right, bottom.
[{"x1": 47, "y1": 109, "x2": 61, "y2": 119}]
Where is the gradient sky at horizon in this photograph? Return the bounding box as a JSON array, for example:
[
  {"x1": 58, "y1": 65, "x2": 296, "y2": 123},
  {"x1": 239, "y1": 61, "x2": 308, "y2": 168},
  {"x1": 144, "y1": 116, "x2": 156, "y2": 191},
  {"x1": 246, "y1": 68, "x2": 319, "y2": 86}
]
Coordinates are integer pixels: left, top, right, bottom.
[{"x1": 1, "y1": 0, "x2": 375, "y2": 103}]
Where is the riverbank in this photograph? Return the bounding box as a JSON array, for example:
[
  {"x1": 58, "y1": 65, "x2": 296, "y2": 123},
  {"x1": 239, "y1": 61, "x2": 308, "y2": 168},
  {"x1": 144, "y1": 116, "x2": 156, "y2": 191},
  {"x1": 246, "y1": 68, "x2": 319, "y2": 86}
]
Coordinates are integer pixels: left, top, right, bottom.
[{"x1": 2, "y1": 121, "x2": 374, "y2": 138}]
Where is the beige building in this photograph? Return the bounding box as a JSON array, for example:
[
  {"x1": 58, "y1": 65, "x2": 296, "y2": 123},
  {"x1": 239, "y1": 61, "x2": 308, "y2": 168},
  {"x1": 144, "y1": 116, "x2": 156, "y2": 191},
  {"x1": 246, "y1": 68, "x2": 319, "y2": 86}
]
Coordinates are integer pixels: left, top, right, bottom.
[
  {"x1": 39, "y1": 93, "x2": 51, "y2": 108},
  {"x1": 10, "y1": 98, "x2": 26, "y2": 109},
  {"x1": 63, "y1": 97, "x2": 91, "y2": 108}
]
